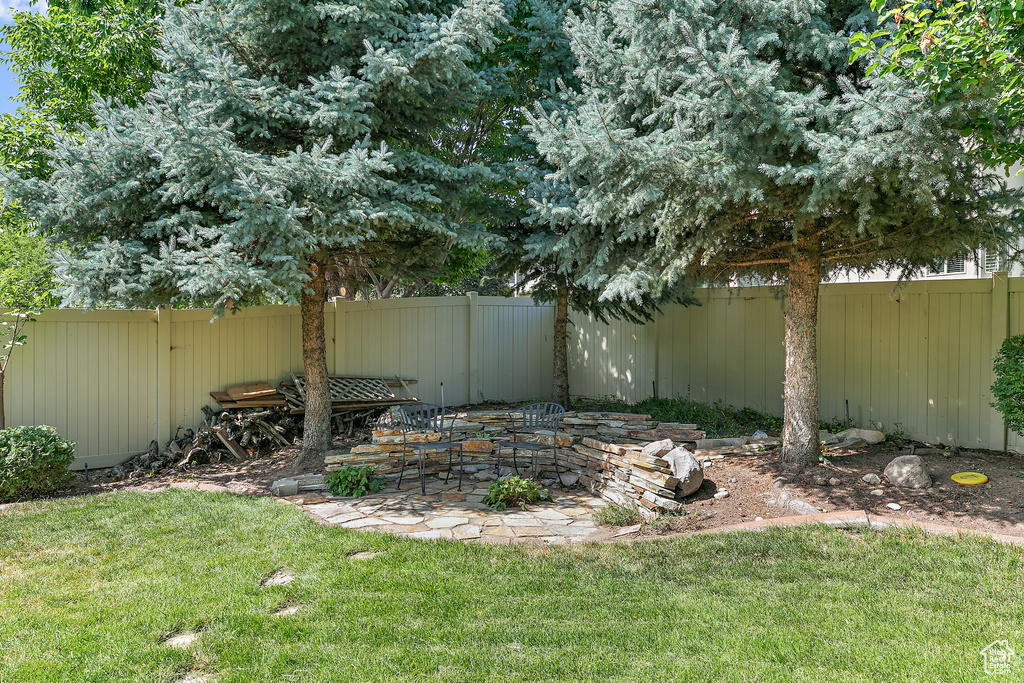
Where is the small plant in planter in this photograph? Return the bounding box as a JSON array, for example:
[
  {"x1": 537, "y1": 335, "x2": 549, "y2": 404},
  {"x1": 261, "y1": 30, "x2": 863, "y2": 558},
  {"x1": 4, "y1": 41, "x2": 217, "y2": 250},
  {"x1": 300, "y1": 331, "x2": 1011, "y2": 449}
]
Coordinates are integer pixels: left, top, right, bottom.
[
  {"x1": 326, "y1": 465, "x2": 385, "y2": 497},
  {"x1": 481, "y1": 475, "x2": 551, "y2": 511}
]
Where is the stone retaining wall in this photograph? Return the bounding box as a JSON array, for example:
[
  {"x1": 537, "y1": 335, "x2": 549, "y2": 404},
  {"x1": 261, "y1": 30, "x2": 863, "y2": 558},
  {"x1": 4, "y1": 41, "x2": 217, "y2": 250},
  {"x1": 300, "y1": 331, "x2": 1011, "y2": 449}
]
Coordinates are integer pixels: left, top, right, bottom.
[{"x1": 324, "y1": 411, "x2": 728, "y2": 512}]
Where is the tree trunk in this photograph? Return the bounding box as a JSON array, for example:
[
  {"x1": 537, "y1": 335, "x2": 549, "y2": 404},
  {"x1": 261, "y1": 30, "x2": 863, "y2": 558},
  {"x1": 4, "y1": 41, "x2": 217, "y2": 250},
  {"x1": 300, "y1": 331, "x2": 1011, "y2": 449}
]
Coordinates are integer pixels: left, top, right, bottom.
[
  {"x1": 780, "y1": 238, "x2": 822, "y2": 473},
  {"x1": 0, "y1": 370, "x2": 5, "y2": 431},
  {"x1": 552, "y1": 277, "x2": 571, "y2": 409},
  {"x1": 292, "y1": 264, "x2": 331, "y2": 471}
]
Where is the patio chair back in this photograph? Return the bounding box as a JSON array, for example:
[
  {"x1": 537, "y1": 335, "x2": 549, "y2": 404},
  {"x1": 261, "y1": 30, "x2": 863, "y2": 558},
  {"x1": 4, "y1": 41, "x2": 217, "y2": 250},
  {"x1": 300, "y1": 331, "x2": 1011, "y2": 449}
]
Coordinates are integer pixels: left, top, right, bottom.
[
  {"x1": 516, "y1": 402, "x2": 565, "y2": 431},
  {"x1": 397, "y1": 402, "x2": 455, "y2": 440}
]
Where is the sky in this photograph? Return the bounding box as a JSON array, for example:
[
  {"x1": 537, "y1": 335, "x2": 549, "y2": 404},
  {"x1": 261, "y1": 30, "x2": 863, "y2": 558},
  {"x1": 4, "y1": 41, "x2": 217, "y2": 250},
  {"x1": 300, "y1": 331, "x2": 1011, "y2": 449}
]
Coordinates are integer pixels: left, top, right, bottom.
[{"x1": 0, "y1": 1, "x2": 47, "y2": 116}]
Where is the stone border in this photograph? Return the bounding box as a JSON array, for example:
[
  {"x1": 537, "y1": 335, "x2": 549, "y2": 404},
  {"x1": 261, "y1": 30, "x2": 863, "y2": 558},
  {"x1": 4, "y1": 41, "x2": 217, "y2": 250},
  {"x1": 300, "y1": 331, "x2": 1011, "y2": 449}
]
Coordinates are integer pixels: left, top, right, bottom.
[{"x1": 680, "y1": 510, "x2": 1024, "y2": 546}]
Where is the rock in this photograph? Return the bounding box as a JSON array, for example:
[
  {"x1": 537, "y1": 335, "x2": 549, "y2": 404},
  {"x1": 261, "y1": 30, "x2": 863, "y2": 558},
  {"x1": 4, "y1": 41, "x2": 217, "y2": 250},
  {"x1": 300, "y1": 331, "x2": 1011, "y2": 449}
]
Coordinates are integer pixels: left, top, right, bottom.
[
  {"x1": 271, "y1": 478, "x2": 299, "y2": 497},
  {"x1": 695, "y1": 437, "x2": 747, "y2": 449},
  {"x1": 886, "y1": 502, "x2": 902, "y2": 510},
  {"x1": 883, "y1": 455, "x2": 932, "y2": 489},
  {"x1": 472, "y1": 470, "x2": 497, "y2": 482},
  {"x1": 834, "y1": 438, "x2": 867, "y2": 449},
  {"x1": 819, "y1": 430, "x2": 841, "y2": 445},
  {"x1": 787, "y1": 499, "x2": 821, "y2": 515},
  {"x1": 835, "y1": 428, "x2": 885, "y2": 445},
  {"x1": 828, "y1": 477, "x2": 842, "y2": 486},
  {"x1": 538, "y1": 478, "x2": 556, "y2": 487},
  {"x1": 612, "y1": 524, "x2": 642, "y2": 537},
  {"x1": 862, "y1": 473, "x2": 882, "y2": 485},
  {"x1": 702, "y1": 459, "x2": 713, "y2": 468},
  {"x1": 813, "y1": 476, "x2": 828, "y2": 486},
  {"x1": 729, "y1": 477, "x2": 738, "y2": 483},
  {"x1": 497, "y1": 467, "x2": 517, "y2": 480},
  {"x1": 751, "y1": 430, "x2": 769, "y2": 440},
  {"x1": 664, "y1": 446, "x2": 704, "y2": 497},
  {"x1": 559, "y1": 472, "x2": 580, "y2": 487},
  {"x1": 714, "y1": 489, "x2": 729, "y2": 500},
  {"x1": 755, "y1": 516, "x2": 764, "y2": 521},
  {"x1": 111, "y1": 465, "x2": 126, "y2": 480},
  {"x1": 641, "y1": 438, "x2": 675, "y2": 458},
  {"x1": 870, "y1": 489, "x2": 884, "y2": 496}
]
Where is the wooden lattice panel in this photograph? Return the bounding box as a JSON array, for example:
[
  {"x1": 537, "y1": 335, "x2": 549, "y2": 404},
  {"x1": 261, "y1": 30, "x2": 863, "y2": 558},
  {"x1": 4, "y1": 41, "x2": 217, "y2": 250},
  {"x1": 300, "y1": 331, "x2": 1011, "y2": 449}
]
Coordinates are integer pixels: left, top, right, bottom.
[
  {"x1": 281, "y1": 375, "x2": 408, "y2": 414},
  {"x1": 292, "y1": 375, "x2": 395, "y2": 402}
]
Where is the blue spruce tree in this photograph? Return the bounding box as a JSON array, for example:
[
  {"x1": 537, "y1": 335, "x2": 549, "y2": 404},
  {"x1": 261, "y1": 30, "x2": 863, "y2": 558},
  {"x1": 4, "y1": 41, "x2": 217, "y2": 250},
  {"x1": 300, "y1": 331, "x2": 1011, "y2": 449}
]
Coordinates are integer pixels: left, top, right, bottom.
[
  {"x1": 528, "y1": 0, "x2": 1020, "y2": 469},
  {"x1": 4, "y1": 0, "x2": 506, "y2": 466}
]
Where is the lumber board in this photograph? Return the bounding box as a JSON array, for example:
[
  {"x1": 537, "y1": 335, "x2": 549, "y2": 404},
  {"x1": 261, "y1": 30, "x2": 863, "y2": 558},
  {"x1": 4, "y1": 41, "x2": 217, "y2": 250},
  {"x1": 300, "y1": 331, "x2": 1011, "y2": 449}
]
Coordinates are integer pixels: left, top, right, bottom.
[{"x1": 225, "y1": 382, "x2": 278, "y2": 400}]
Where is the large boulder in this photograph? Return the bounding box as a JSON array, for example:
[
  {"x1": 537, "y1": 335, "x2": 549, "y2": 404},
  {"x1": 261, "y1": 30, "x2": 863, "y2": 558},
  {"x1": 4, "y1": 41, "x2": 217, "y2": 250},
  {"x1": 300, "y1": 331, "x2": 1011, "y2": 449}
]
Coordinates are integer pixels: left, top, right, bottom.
[
  {"x1": 642, "y1": 438, "x2": 675, "y2": 458},
  {"x1": 835, "y1": 428, "x2": 886, "y2": 445},
  {"x1": 884, "y1": 455, "x2": 932, "y2": 489},
  {"x1": 664, "y1": 446, "x2": 704, "y2": 497}
]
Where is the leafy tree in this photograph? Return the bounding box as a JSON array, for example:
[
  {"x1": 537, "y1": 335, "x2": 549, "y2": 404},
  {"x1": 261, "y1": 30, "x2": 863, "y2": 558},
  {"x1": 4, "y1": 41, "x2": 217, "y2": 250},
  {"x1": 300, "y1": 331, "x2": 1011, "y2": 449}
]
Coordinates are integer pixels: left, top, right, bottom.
[
  {"x1": 527, "y1": 0, "x2": 1019, "y2": 470},
  {"x1": 0, "y1": 0, "x2": 167, "y2": 178},
  {"x1": 3, "y1": 0, "x2": 506, "y2": 467},
  {"x1": 0, "y1": 202, "x2": 57, "y2": 429},
  {"x1": 852, "y1": 0, "x2": 1024, "y2": 169}
]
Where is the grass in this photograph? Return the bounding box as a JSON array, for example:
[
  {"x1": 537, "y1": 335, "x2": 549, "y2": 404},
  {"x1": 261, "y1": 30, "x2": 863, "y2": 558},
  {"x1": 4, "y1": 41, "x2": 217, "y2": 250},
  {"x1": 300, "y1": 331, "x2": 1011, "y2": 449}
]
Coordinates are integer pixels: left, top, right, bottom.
[
  {"x1": 2, "y1": 490, "x2": 1023, "y2": 682},
  {"x1": 592, "y1": 503, "x2": 643, "y2": 527},
  {"x1": 573, "y1": 396, "x2": 852, "y2": 438}
]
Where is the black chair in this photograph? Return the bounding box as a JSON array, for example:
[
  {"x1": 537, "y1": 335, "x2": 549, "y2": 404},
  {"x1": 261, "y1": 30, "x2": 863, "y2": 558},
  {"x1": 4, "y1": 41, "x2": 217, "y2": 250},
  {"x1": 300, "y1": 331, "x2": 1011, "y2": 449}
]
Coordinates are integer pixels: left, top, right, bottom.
[
  {"x1": 396, "y1": 403, "x2": 465, "y2": 494},
  {"x1": 495, "y1": 402, "x2": 566, "y2": 479}
]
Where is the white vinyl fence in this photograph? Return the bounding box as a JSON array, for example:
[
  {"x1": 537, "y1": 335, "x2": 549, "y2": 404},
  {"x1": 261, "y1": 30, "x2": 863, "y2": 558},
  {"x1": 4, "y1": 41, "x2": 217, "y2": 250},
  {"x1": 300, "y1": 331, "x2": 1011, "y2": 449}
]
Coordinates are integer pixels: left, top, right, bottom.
[{"x1": 6, "y1": 276, "x2": 1023, "y2": 467}]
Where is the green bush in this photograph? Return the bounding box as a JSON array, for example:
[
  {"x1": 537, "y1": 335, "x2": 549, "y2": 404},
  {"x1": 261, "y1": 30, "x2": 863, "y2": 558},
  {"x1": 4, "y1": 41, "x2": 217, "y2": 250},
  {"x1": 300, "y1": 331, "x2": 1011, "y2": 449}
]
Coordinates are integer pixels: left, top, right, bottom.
[
  {"x1": 0, "y1": 425, "x2": 76, "y2": 502},
  {"x1": 481, "y1": 476, "x2": 550, "y2": 511},
  {"x1": 992, "y1": 335, "x2": 1024, "y2": 437},
  {"x1": 326, "y1": 465, "x2": 385, "y2": 497}
]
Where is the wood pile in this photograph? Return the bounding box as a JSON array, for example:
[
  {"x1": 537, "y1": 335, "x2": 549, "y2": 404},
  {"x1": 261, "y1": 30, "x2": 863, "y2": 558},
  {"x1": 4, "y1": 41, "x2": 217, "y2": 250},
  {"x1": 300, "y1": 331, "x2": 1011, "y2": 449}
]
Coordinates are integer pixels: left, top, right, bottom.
[{"x1": 111, "y1": 407, "x2": 297, "y2": 480}]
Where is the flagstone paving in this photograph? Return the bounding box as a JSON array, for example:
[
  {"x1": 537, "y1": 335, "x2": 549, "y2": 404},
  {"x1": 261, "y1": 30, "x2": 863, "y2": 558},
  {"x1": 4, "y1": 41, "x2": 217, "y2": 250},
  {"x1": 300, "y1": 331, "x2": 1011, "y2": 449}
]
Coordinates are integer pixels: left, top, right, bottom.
[{"x1": 292, "y1": 477, "x2": 610, "y2": 545}]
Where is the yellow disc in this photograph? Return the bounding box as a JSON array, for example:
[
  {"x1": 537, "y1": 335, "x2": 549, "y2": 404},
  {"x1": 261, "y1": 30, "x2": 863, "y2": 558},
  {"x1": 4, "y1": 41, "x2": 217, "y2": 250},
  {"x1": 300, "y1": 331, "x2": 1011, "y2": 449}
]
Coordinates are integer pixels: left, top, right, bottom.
[{"x1": 951, "y1": 472, "x2": 988, "y2": 485}]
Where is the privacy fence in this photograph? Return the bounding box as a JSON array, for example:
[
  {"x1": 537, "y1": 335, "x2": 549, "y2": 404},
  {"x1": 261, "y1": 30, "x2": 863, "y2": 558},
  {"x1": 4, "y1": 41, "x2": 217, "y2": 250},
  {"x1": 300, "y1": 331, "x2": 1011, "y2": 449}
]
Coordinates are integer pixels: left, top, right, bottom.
[{"x1": 6, "y1": 277, "x2": 1021, "y2": 468}]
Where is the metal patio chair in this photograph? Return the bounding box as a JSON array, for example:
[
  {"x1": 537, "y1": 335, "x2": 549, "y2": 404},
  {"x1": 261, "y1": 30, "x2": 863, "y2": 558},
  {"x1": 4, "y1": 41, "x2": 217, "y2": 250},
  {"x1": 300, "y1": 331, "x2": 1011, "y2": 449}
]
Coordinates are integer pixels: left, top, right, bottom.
[
  {"x1": 396, "y1": 403, "x2": 465, "y2": 494},
  {"x1": 495, "y1": 402, "x2": 566, "y2": 479}
]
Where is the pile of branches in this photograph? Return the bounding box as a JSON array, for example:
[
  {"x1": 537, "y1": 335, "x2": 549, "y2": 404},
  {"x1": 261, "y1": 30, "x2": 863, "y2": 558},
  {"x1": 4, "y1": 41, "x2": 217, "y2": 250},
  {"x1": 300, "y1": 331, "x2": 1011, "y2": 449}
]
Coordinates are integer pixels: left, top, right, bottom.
[{"x1": 111, "y1": 407, "x2": 299, "y2": 479}]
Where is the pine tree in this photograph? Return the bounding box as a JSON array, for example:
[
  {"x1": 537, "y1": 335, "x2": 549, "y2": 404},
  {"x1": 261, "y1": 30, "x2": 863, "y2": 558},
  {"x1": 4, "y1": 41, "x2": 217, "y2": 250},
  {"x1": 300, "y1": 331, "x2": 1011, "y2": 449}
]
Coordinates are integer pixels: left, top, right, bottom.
[
  {"x1": 527, "y1": 0, "x2": 1020, "y2": 470},
  {"x1": 4, "y1": 0, "x2": 506, "y2": 466},
  {"x1": 491, "y1": 0, "x2": 681, "y2": 407}
]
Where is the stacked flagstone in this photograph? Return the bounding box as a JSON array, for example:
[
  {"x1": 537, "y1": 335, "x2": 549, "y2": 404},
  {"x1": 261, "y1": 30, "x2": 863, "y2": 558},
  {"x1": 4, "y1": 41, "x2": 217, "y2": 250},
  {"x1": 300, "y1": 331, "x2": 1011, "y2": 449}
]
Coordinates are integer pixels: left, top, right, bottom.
[{"x1": 324, "y1": 410, "x2": 731, "y2": 512}]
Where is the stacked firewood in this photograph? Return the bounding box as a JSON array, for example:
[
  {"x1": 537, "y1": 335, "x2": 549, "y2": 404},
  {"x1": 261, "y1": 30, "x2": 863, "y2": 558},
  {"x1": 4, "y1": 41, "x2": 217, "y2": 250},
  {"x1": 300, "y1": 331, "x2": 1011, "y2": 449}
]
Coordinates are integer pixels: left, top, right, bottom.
[{"x1": 111, "y1": 407, "x2": 298, "y2": 480}]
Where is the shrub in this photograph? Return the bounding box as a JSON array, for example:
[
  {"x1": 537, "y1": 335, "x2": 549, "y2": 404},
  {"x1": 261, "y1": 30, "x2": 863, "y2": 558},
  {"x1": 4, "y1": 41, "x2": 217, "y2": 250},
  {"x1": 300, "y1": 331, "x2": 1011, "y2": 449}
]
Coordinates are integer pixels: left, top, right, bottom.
[
  {"x1": 326, "y1": 465, "x2": 385, "y2": 497},
  {"x1": 481, "y1": 476, "x2": 550, "y2": 511},
  {"x1": 992, "y1": 334, "x2": 1024, "y2": 437},
  {"x1": 0, "y1": 425, "x2": 76, "y2": 502}
]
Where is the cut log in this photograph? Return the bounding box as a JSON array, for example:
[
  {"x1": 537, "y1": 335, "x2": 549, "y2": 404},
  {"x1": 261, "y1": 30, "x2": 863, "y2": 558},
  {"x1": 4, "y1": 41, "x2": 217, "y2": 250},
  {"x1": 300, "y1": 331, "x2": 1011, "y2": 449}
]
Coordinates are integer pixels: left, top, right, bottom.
[{"x1": 215, "y1": 430, "x2": 249, "y2": 461}]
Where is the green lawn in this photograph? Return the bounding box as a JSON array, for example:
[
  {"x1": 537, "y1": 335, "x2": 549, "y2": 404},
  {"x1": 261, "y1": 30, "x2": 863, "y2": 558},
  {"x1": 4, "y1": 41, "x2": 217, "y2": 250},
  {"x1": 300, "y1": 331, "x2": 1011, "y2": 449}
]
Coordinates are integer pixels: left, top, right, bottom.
[{"x1": 1, "y1": 490, "x2": 1022, "y2": 682}]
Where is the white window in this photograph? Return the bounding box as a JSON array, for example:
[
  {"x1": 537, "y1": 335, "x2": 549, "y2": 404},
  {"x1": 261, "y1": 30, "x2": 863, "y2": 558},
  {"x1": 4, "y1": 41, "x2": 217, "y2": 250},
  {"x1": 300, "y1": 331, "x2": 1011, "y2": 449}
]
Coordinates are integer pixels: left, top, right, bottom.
[
  {"x1": 929, "y1": 257, "x2": 966, "y2": 275},
  {"x1": 985, "y1": 247, "x2": 1007, "y2": 273}
]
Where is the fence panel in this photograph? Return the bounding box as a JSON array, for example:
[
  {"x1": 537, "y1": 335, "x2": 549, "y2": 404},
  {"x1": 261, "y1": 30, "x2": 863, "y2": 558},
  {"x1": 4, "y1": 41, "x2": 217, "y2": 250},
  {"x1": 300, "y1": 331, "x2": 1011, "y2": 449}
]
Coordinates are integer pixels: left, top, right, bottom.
[
  {"x1": 6, "y1": 278, "x2": 1024, "y2": 469},
  {"x1": 6, "y1": 310, "x2": 159, "y2": 467}
]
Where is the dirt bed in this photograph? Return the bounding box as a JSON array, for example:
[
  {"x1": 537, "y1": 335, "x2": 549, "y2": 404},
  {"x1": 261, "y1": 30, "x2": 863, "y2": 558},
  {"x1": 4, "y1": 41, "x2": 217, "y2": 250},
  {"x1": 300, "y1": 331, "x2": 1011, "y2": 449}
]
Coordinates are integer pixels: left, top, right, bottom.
[{"x1": 637, "y1": 443, "x2": 1024, "y2": 539}]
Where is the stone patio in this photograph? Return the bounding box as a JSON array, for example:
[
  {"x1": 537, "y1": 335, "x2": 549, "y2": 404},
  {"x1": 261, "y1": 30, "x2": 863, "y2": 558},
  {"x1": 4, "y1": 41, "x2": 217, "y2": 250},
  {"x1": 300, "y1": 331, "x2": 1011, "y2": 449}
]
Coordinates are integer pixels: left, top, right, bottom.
[{"x1": 291, "y1": 475, "x2": 610, "y2": 545}]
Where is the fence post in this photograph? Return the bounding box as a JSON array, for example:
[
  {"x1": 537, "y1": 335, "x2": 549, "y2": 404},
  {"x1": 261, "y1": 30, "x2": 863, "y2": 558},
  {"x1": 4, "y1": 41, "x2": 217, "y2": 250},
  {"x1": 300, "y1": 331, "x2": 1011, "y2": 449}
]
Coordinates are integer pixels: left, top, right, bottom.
[
  {"x1": 156, "y1": 306, "x2": 173, "y2": 448},
  {"x1": 990, "y1": 273, "x2": 1010, "y2": 451},
  {"x1": 324, "y1": 299, "x2": 337, "y2": 375},
  {"x1": 332, "y1": 298, "x2": 345, "y2": 375},
  {"x1": 467, "y1": 291, "x2": 481, "y2": 403}
]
